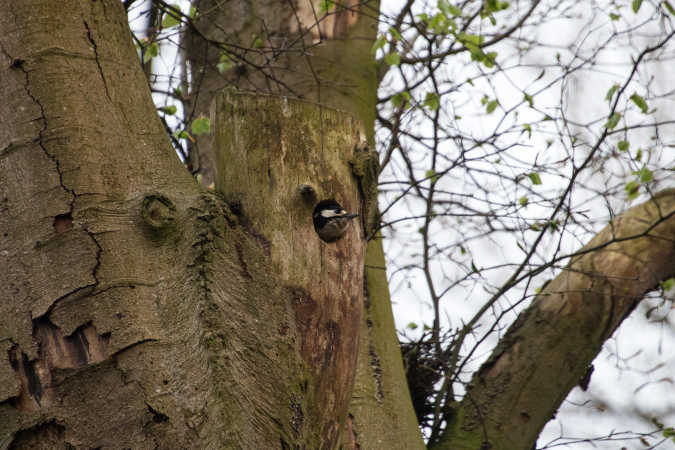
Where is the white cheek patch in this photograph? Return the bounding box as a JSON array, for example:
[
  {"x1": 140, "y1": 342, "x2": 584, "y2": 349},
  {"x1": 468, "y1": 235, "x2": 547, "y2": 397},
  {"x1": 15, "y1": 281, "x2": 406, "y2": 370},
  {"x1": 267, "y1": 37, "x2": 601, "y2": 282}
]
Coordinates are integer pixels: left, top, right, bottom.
[{"x1": 320, "y1": 209, "x2": 344, "y2": 218}]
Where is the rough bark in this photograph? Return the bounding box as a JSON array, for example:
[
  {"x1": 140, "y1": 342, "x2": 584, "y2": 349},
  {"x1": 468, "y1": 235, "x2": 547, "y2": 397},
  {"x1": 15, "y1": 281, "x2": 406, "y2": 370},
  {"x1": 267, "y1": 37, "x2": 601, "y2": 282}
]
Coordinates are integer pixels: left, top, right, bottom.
[
  {"x1": 0, "y1": 1, "x2": 367, "y2": 448},
  {"x1": 434, "y1": 189, "x2": 675, "y2": 450},
  {"x1": 0, "y1": 0, "x2": 200, "y2": 446}
]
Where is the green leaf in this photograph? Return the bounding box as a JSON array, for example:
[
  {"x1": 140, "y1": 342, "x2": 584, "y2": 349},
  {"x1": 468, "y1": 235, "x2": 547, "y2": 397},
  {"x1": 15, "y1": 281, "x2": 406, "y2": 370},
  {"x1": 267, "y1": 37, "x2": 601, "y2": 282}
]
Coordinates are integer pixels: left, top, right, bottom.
[
  {"x1": 189, "y1": 5, "x2": 197, "y2": 18},
  {"x1": 407, "y1": 322, "x2": 418, "y2": 330},
  {"x1": 547, "y1": 220, "x2": 559, "y2": 232},
  {"x1": 384, "y1": 52, "x2": 401, "y2": 66},
  {"x1": 371, "y1": 35, "x2": 386, "y2": 54},
  {"x1": 161, "y1": 5, "x2": 182, "y2": 28},
  {"x1": 483, "y1": 51, "x2": 498, "y2": 68},
  {"x1": 391, "y1": 91, "x2": 411, "y2": 109},
  {"x1": 425, "y1": 169, "x2": 439, "y2": 183},
  {"x1": 252, "y1": 35, "x2": 264, "y2": 48},
  {"x1": 523, "y1": 93, "x2": 534, "y2": 108},
  {"x1": 423, "y1": 92, "x2": 440, "y2": 110},
  {"x1": 458, "y1": 32, "x2": 483, "y2": 46},
  {"x1": 191, "y1": 116, "x2": 211, "y2": 136},
  {"x1": 634, "y1": 167, "x2": 653, "y2": 182},
  {"x1": 604, "y1": 112, "x2": 622, "y2": 130},
  {"x1": 439, "y1": 0, "x2": 462, "y2": 16},
  {"x1": 480, "y1": 0, "x2": 510, "y2": 17},
  {"x1": 159, "y1": 105, "x2": 177, "y2": 115},
  {"x1": 605, "y1": 84, "x2": 619, "y2": 102},
  {"x1": 625, "y1": 180, "x2": 640, "y2": 199},
  {"x1": 428, "y1": 12, "x2": 452, "y2": 34},
  {"x1": 618, "y1": 140, "x2": 629, "y2": 151},
  {"x1": 389, "y1": 27, "x2": 402, "y2": 41},
  {"x1": 528, "y1": 172, "x2": 542, "y2": 185},
  {"x1": 486, "y1": 99, "x2": 499, "y2": 114},
  {"x1": 636, "y1": 148, "x2": 643, "y2": 162},
  {"x1": 143, "y1": 41, "x2": 159, "y2": 64},
  {"x1": 630, "y1": 92, "x2": 649, "y2": 113},
  {"x1": 522, "y1": 123, "x2": 532, "y2": 138},
  {"x1": 632, "y1": 0, "x2": 643, "y2": 13},
  {"x1": 173, "y1": 129, "x2": 191, "y2": 140},
  {"x1": 660, "y1": 278, "x2": 675, "y2": 291},
  {"x1": 216, "y1": 51, "x2": 234, "y2": 73},
  {"x1": 609, "y1": 12, "x2": 621, "y2": 20},
  {"x1": 665, "y1": 1, "x2": 675, "y2": 15},
  {"x1": 519, "y1": 196, "x2": 528, "y2": 206},
  {"x1": 318, "y1": 0, "x2": 334, "y2": 14}
]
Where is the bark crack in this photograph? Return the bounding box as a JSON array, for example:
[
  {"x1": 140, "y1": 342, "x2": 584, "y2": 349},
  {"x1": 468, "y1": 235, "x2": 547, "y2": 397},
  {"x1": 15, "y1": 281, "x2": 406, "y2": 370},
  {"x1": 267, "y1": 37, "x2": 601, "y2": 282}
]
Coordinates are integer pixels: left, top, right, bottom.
[
  {"x1": 19, "y1": 59, "x2": 102, "y2": 307},
  {"x1": 362, "y1": 275, "x2": 384, "y2": 402},
  {"x1": 368, "y1": 343, "x2": 384, "y2": 403},
  {"x1": 19, "y1": 63, "x2": 65, "y2": 191},
  {"x1": 83, "y1": 19, "x2": 111, "y2": 102}
]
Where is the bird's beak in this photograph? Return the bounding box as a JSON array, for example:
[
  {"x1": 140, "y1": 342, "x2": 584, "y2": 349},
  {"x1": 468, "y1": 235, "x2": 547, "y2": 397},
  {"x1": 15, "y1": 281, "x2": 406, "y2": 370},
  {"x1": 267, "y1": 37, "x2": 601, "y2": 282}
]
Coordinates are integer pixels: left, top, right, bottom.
[{"x1": 344, "y1": 213, "x2": 359, "y2": 219}]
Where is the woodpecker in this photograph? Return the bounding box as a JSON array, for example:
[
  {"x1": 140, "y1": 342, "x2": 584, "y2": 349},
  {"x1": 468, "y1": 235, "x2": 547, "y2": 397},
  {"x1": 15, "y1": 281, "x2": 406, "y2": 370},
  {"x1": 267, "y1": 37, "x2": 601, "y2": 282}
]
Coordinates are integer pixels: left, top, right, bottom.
[{"x1": 313, "y1": 199, "x2": 359, "y2": 243}]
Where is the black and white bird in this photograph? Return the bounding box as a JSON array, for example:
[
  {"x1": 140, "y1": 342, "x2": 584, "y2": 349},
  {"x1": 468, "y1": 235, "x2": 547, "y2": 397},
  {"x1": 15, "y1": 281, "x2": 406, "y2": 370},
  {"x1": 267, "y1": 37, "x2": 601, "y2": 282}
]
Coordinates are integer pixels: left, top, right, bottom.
[{"x1": 313, "y1": 199, "x2": 359, "y2": 243}]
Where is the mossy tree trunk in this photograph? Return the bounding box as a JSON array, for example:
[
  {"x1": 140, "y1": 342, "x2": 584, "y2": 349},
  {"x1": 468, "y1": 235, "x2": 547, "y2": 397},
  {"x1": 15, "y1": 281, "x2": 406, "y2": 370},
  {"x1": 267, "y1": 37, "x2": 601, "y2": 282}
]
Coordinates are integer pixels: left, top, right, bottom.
[{"x1": 186, "y1": 1, "x2": 425, "y2": 448}]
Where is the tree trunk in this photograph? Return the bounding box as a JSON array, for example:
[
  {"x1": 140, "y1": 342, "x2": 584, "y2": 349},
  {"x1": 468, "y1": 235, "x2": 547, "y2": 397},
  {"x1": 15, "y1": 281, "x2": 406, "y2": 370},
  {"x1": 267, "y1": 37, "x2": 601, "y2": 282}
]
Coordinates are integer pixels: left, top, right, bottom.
[
  {"x1": 185, "y1": 1, "x2": 424, "y2": 447},
  {"x1": 213, "y1": 90, "x2": 365, "y2": 448},
  {"x1": 0, "y1": 1, "x2": 368, "y2": 448}
]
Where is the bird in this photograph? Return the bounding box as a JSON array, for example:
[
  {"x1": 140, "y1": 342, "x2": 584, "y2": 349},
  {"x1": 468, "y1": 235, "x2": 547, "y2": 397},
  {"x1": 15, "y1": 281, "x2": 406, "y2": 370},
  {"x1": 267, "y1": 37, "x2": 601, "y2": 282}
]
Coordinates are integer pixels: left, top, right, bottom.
[{"x1": 313, "y1": 199, "x2": 359, "y2": 243}]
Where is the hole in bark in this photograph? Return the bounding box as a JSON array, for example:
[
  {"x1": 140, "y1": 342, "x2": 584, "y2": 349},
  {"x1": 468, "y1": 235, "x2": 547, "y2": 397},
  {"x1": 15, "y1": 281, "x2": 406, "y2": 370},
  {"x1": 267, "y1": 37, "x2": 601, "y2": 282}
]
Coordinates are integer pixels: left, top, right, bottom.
[
  {"x1": 298, "y1": 184, "x2": 317, "y2": 204},
  {"x1": 53, "y1": 213, "x2": 73, "y2": 234},
  {"x1": 229, "y1": 200, "x2": 243, "y2": 217},
  {"x1": 146, "y1": 403, "x2": 169, "y2": 423},
  {"x1": 21, "y1": 353, "x2": 43, "y2": 404},
  {"x1": 8, "y1": 420, "x2": 66, "y2": 449}
]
